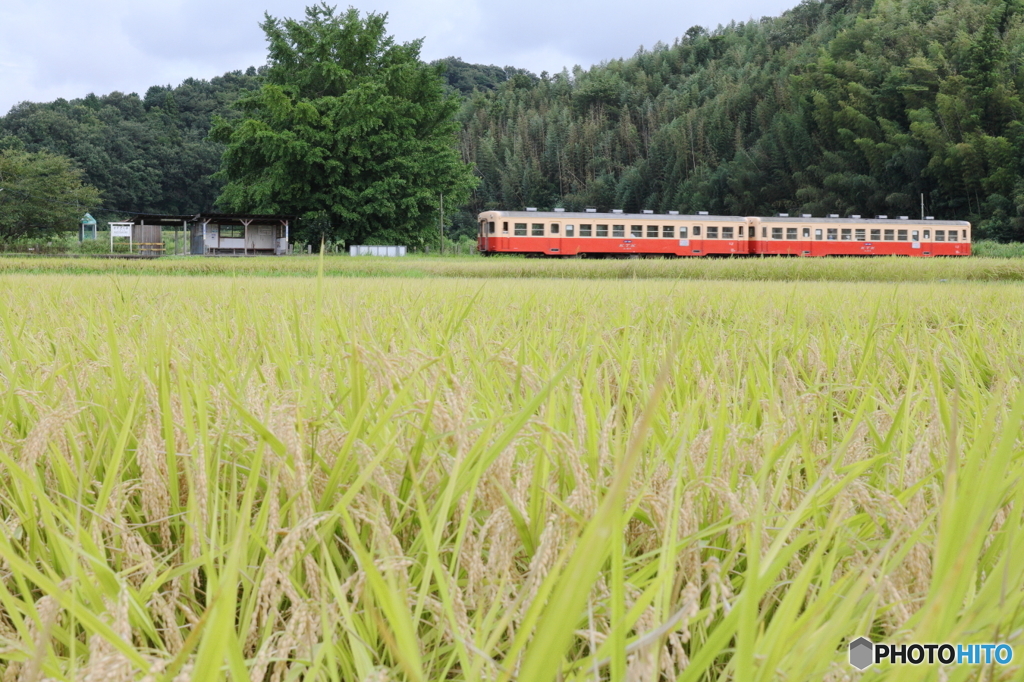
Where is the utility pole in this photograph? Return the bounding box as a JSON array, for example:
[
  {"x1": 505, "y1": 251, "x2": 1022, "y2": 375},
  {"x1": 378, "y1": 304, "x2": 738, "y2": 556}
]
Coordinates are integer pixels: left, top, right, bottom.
[
  {"x1": 921, "y1": 193, "x2": 925, "y2": 220},
  {"x1": 439, "y1": 192, "x2": 444, "y2": 256}
]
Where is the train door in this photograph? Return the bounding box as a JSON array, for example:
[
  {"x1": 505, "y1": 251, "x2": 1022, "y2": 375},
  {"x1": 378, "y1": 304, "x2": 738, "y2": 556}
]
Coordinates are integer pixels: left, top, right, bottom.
[
  {"x1": 814, "y1": 227, "x2": 825, "y2": 256},
  {"x1": 799, "y1": 225, "x2": 812, "y2": 256},
  {"x1": 547, "y1": 222, "x2": 562, "y2": 256},
  {"x1": 910, "y1": 229, "x2": 923, "y2": 256},
  {"x1": 690, "y1": 224, "x2": 704, "y2": 255},
  {"x1": 561, "y1": 223, "x2": 577, "y2": 256},
  {"x1": 746, "y1": 219, "x2": 759, "y2": 255}
]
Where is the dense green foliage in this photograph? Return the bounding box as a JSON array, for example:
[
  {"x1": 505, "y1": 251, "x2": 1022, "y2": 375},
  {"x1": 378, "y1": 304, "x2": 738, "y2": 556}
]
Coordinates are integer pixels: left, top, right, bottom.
[
  {"x1": 0, "y1": 71, "x2": 261, "y2": 220},
  {"x1": 456, "y1": 0, "x2": 1024, "y2": 240},
  {"x1": 211, "y1": 5, "x2": 477, "y2": 247},
  {"x1": 434, "y1": 57, "x2": 537, "y2": 96},
  {"x1": 3, "y1": 0, "x2": 1023, "y2": 243},
  {"x1": 0, "y1": 149, "x2": 100, "y2": 240}
]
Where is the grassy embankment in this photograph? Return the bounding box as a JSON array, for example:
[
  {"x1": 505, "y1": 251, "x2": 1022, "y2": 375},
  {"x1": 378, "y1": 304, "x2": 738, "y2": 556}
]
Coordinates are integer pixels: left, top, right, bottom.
[
  {"x1": 0, "y1": 274, "x2": 1022, "y2": 680},
  {"x1": 3, "y1": 253, "x2": 1024, "y2": 281}
]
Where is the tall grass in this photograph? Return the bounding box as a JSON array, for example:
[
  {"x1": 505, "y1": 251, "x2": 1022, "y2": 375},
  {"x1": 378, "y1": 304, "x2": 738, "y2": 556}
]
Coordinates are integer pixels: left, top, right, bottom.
[
  {"x1": 969, "y1": 240, "x2": 1024, "y2": 258},
  {"x1": 4, "y1": 254, "x2": 1024, "y2": 281},
  {"x1": 0, "y1": 275, "x2": 1023, "y2": 680}
]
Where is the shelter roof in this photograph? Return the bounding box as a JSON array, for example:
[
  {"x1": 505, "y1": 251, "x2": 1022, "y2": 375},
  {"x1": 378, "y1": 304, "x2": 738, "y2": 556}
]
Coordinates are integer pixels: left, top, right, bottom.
[
  {"x1": 125, "y1": 213, "x2": 194, "y2": 224},
  {"x1": 193, "y1": 213, "x2": 295, "y2": 224}
]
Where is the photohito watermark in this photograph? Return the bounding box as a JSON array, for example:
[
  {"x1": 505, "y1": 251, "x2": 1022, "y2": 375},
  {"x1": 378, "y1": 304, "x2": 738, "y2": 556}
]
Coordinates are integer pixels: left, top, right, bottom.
[{"x1": 848, "y1": 637, "x2": 1014, "y2": 670}]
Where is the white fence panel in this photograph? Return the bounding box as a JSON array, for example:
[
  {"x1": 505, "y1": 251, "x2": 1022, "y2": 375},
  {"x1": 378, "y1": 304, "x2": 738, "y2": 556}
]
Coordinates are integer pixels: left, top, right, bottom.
[{"x1": 349, "y1": 245, "x2": 407, "y2": 257}]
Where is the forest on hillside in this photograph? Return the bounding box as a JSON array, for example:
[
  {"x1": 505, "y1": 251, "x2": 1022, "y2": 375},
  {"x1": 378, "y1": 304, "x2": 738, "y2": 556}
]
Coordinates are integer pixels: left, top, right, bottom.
[
  {"x1": 0, "y1": 69, "x2": 263, "y2": 220},
  {"x1": 1, "y1": 0, "x2": 1022, "y2": 241}
]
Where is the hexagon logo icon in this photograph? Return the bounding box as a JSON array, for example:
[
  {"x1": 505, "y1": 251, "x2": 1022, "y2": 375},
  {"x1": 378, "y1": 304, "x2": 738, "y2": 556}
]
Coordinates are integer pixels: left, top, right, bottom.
[{"x1": 849, "y1": 637, "x2": 873, "y2": 670}]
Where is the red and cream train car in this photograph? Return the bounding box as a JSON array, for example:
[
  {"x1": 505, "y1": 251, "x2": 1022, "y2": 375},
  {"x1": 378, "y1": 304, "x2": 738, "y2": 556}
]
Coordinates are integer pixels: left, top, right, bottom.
[{"x1": 476, "y1": 210, "x2": 971, "y2": 257}]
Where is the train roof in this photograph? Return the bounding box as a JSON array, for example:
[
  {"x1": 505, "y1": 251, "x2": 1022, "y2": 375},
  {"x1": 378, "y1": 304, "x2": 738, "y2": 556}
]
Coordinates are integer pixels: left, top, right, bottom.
[
  {"x1": 481, "y1": 210, "x2": 745, "y2": 221},
  {"x1": 754, "y1": 216, "x2": 970, "y2": 226},
  {"x1": 481, "y1": 211, "x2": 968, "y2": 226}
]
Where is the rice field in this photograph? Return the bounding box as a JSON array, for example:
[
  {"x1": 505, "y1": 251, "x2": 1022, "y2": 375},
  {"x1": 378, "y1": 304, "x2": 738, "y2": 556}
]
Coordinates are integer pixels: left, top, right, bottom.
[
  {"x1": 0, "y1": 272, "x2": 1023, "y2": 681},
  {"x1": 3, "y1": 254, "x2": 1024, "y2": 282}
]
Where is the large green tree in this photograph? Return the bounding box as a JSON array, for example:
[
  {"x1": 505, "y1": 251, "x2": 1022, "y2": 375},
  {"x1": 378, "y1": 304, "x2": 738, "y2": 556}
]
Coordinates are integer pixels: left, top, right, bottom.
[
  {"x1": 0, "y1": 149, "x2": 100, "y2": 241},
  {"x1": 211, "y1": 4, "x2": 476, "y2": 247}
]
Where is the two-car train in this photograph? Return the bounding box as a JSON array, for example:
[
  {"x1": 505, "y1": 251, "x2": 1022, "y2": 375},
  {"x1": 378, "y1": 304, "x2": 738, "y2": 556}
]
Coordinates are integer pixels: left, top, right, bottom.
[{"x1": 476, "y1": 210, "x2": 971, "y2": 257}]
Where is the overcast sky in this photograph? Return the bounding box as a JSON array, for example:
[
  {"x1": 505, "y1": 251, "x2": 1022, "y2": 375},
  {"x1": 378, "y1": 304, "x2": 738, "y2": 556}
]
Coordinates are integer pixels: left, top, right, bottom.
[{"x1": 0, "y1": 0, "x2": 801, "y2": 115}]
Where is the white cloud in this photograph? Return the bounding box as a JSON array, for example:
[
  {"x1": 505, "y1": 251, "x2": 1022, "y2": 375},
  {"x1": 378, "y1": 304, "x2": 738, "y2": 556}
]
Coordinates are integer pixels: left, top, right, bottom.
[{"x1": 0, "y1": 0, "x2": 801, "y2": 114}]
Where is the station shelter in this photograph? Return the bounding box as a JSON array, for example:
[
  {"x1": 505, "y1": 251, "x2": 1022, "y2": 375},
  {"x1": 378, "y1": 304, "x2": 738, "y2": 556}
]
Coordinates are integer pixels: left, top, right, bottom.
[{"x1": 188, "y1": 213, "x2": 293, "y2": 256}]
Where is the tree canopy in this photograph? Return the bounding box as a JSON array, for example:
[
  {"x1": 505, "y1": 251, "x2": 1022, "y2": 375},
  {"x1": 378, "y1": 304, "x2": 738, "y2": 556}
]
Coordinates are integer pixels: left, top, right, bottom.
[
  {"x1": 211, "y1": 4, "x2": 477, "y2": 247},
  {"x1": 0, "y1": 148, "x2": 100, "y2": 241},
  {"x1": 3, "y1": 0, "x2": 1023, "y2": 243}
]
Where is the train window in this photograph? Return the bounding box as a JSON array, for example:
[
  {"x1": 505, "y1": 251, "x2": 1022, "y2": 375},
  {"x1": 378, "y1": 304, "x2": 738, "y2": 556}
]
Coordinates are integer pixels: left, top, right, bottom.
[
  {"x1": 693, "y1": 226, "x2": 702, "y2": 236},
  {"x1": 679, "y1": 226, "x2": 687, "y2": 238},
  {"x1": 515, "y1": 223, "x2": 527, "y2": 236},
  {"x1": 949, "y1": 231, "x2": 958, "y2": 242},
  {"x1": 855, "y1": 229, "x2": 866, "y2": 241},
  {"x1": 762, "y1": 227, "x2": 767, "y2": 238},
  {"x1": 489, "y1": 222, "x2": 496, "y2": 234},
  {"x1": 815, "y1": 229, "x2": 823, "y2": 240},
  {"x1": 935, "y1": 230, "x2": 945, "y2": 241},
  {"x1": 551, "y1": 223, "x2": 560, "y2": 234},
  {"x1": 647, "y1": 225, "x2": 659, "y2": 238},
  {"x1": 911, "y1": 230, "x2": 919, "y2": 241},
  {"x1": 963, "y1": 229, "x2": 967, "y2": 240},
  {"x1": 631, "y1": 225, "x2": 643, "y2": 238},
  {"x1": 923, "y1": 230, "x2": 930, "y2": 239},
  {"x1": 532, "y1": 223, "x2": 544, "y2": 236},
  {"x1": 597, "y1": 224, "x2": 609, "y2": 237},
  {"x1": 613, "y1": 225, "x2": 625, "y2": 237},
  {"x1": 870, "y1": 229, "x2": 881, "y2": 240},
  {"x1": 841, "y1": 229, "x2": 852, "y2": 240},
  {"x1": 566, "y1": 225, "x2": 574, "y2": 236},
  {"x1": 802, "y1": 227, "x2": 810, "y2": 238},
  {"x1": 786, "y1": 228, "x2": 797, "y2": 240},
  {"x1": 884, "y1": 229, "x2": 895, "y2": 241},
  {"x1": 707, "y1": 226, "x2": 719, "y2": 239},
  {"x1": 723, "y1": 226, "x2": 734, "y2": 239},
  {"x1": 897, "y1": 230, "x2": 907, "y2": 241},
  {"x1": 580, "y1": 224, "x2": 592, "y2": 237},
  {"x1": 772, "y1": 228, "x2": 783, "y2": 239},
  {"x1": 827, "y1": 228, "x2": 838, "y2": 240},
  {"x1": 503, "y1": 222, "x2": 509, "y2": 233},
  {"x1": 664, "y1": 226, "x2": 675, "y2": 238},
  {"x1": 739, "y1": 225, "x2": 745, "y2": 237}
]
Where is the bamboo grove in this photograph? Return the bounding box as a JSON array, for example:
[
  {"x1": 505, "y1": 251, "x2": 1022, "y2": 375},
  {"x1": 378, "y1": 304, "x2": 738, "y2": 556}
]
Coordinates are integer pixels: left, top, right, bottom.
[{"x1": 454, "y1": 0, "x2": 1024, "y2": 240}]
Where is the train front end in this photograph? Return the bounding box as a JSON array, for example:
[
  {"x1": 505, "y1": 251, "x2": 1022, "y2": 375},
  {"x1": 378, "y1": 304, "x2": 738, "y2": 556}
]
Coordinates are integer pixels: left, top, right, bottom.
[{"x1": 477, "y1": 211, "x2": 502, "y2": 255}]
